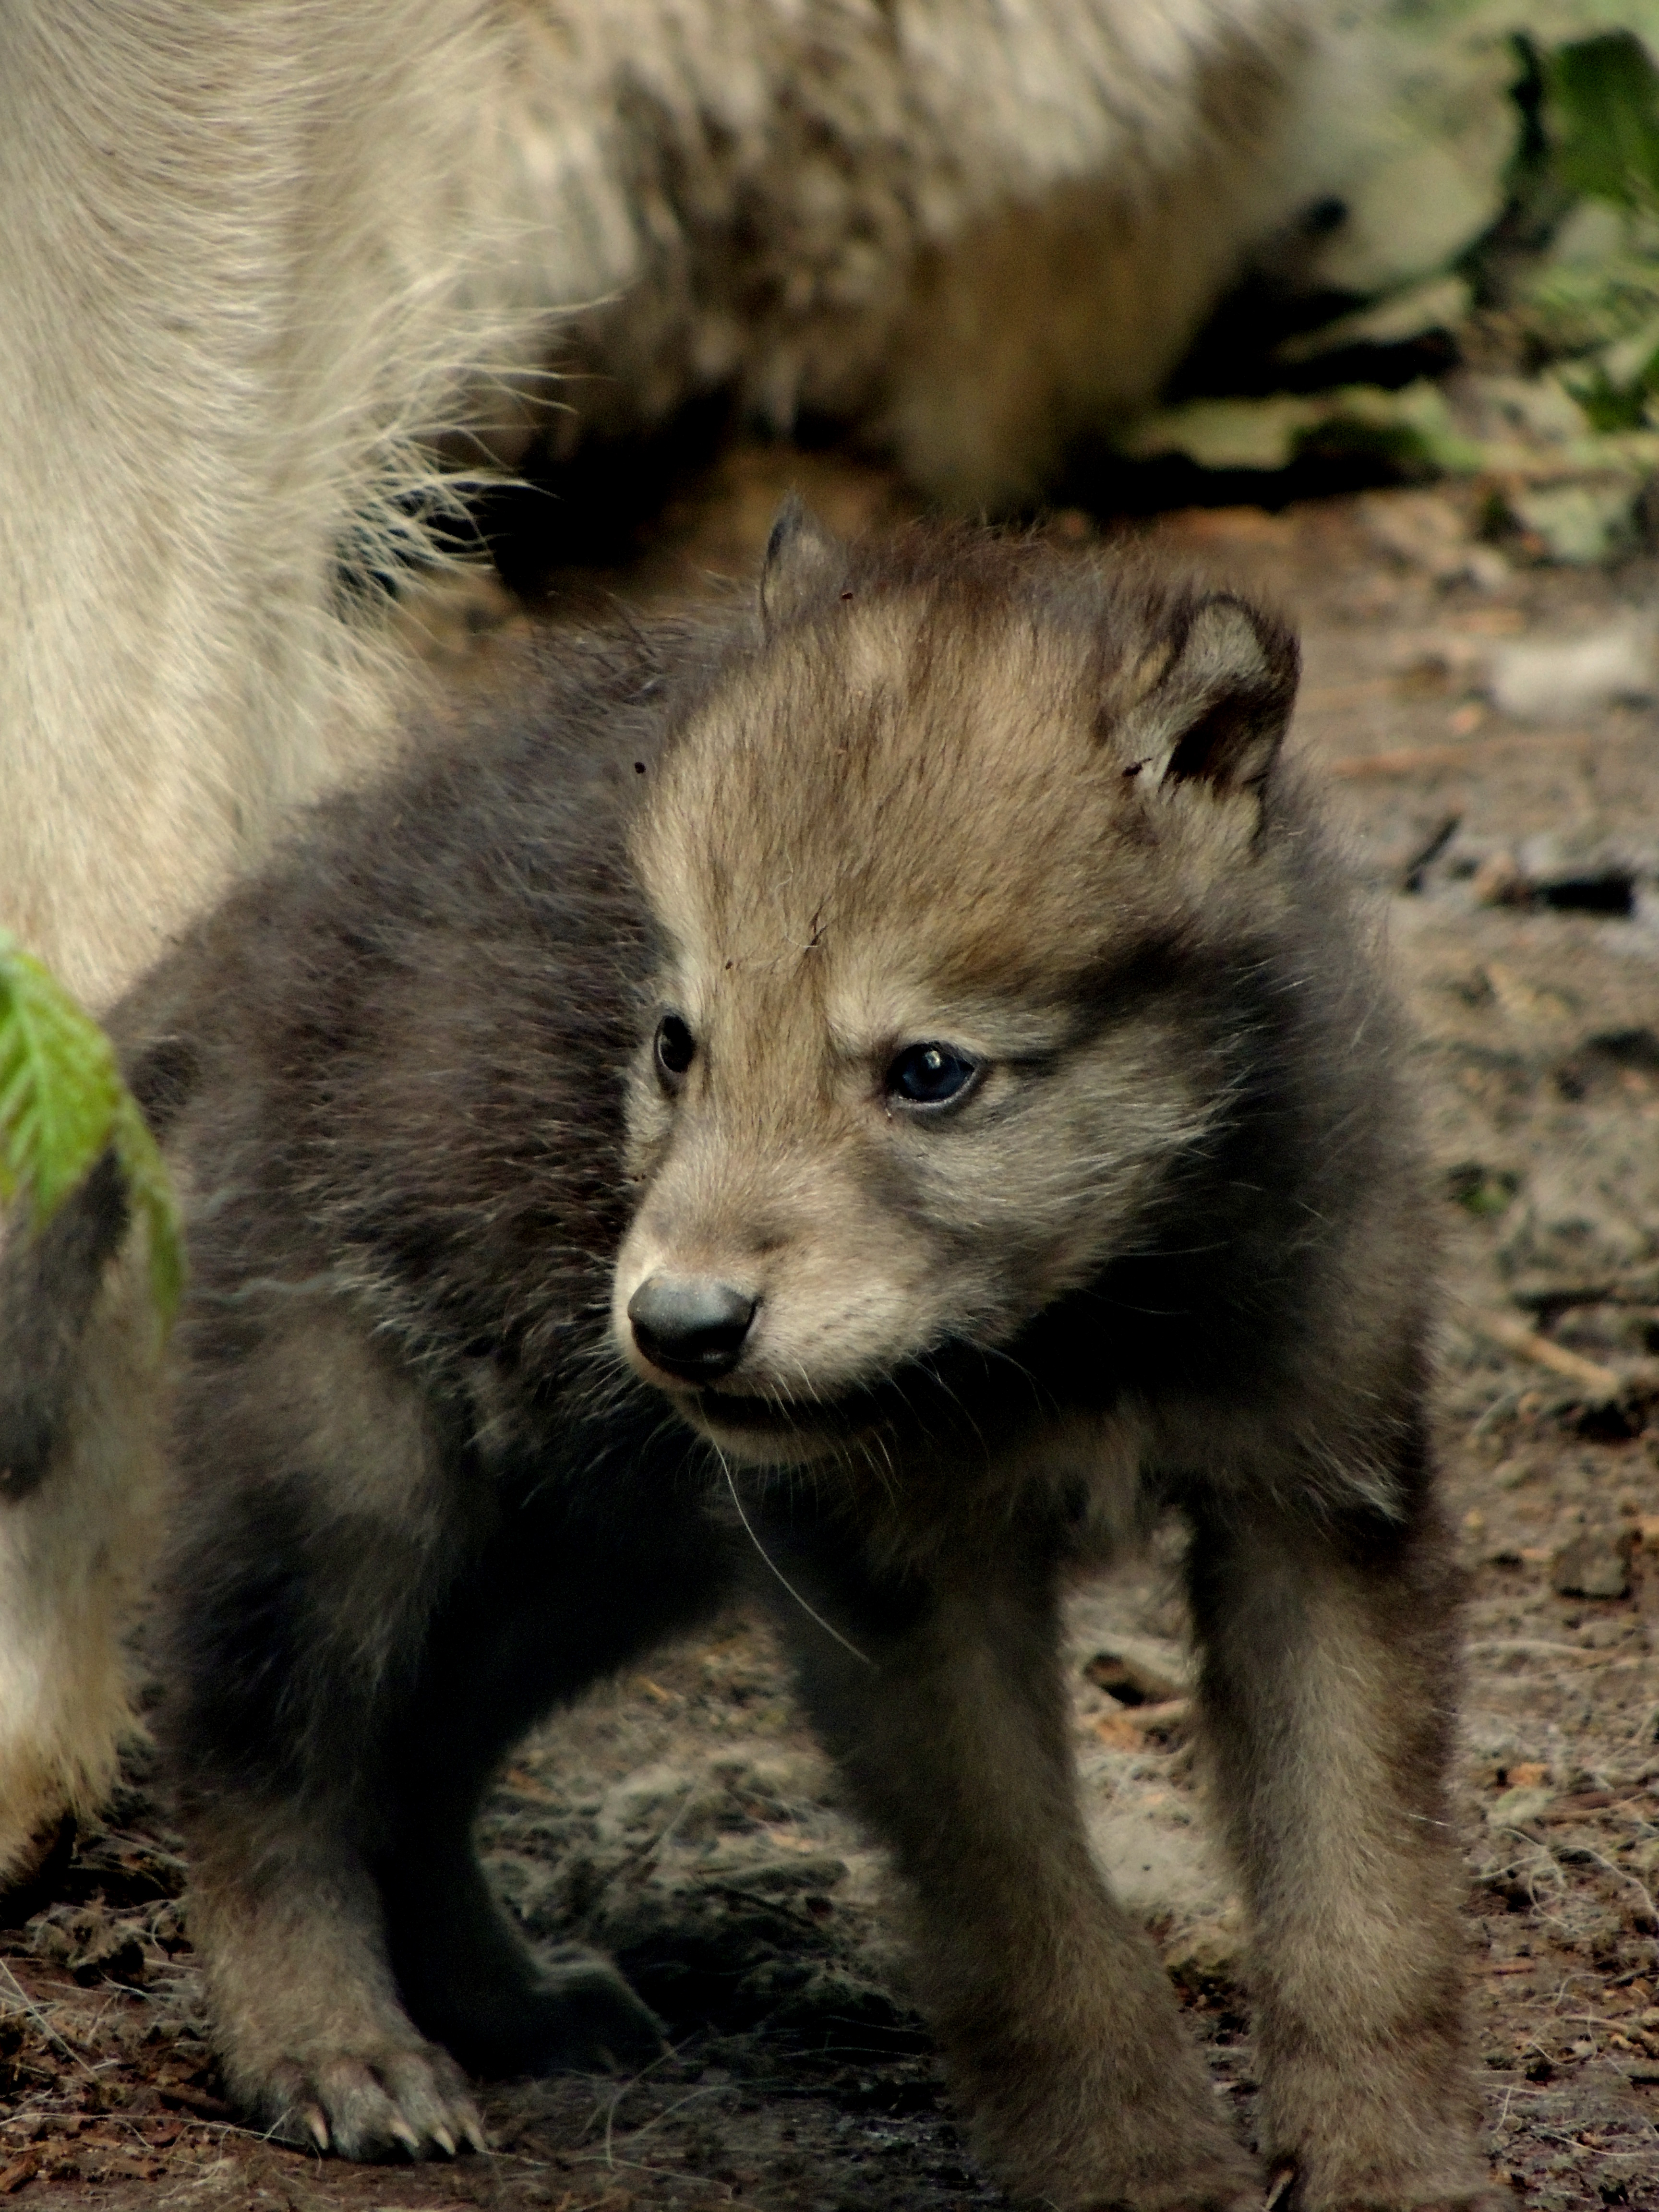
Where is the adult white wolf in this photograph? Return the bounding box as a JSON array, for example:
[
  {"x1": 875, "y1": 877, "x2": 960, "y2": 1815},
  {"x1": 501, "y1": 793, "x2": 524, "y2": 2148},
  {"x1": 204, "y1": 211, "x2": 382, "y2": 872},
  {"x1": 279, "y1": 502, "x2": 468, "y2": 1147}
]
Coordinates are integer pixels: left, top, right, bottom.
[{"x1": 0, "y1": 0, "x2": 1340, "y2": 1887}]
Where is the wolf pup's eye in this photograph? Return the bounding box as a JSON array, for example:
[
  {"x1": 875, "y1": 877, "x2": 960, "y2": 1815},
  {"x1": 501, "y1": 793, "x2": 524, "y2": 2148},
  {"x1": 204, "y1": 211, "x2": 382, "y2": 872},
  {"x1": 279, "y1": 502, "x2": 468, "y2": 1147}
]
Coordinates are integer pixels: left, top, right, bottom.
[
  {"x1": 887, "y1": 1042, "x2": 980, "y2": 1111},
  {"x1": 655, "y1": 1014, "x2": 696, "y2": 1085}
]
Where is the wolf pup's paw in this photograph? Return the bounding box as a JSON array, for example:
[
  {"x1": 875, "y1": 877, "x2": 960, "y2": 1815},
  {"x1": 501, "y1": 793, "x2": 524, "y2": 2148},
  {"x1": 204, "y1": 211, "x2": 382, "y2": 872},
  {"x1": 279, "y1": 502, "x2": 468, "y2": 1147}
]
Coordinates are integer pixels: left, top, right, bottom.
[
  {"x1": 259, "y1": 2040, "x2": 486, "y2": 2161},
  {"x1": 440, "y1": 1957, "x2": 666, "y2": 2081},
  {"x1": 1035, "y1": 2128, "x2": 1260, "y2": 2212},
  {"x1": 518, "y1": 1958, "x2": 666, "y2": 2073},
  {"x1": 1274, "y1": 2150, "x2": 1508, "y2": 2212},
  {"x1": 1073, "y1": 2163, "x2": 1262, "y2": 2212}
]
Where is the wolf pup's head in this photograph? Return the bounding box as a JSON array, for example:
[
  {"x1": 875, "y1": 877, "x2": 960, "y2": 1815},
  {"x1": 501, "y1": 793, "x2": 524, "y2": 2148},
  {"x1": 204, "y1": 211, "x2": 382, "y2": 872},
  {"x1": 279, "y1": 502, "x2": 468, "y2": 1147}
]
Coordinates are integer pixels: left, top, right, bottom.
[{"x1": 610, "y1": 502, "x2": 1300, "y2": 1465}]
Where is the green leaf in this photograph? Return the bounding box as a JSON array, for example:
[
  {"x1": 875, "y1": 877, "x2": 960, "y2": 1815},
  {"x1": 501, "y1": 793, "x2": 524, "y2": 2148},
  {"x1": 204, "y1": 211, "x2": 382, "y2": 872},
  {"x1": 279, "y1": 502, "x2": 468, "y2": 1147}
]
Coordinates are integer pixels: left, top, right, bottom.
[
  {"x1": 111, "y1": 1088, "x2": 185, "y2": 1323},
  {"x1": 1518, "y1": 242, "x2": 1659, "y2": 360},
  {"x1": 1446, "y1": 1164, "x2": 1518, "y2": 1219},
  {"x1": 1563, "y1": 358, "x2": 1654, "y2": 433},
  {"x1": 1546, "y1": 32, "x2": 1659, "y2": 211},
  {"x1": 0, "y1": 933, "x2": 123, "y2": 1220},
  {"x1": 1119, "y1": 382, "x2": 1486, "y2": 479},
  {"x1": 0, "y1": 932, "x2": 183, "y2": 1324}
]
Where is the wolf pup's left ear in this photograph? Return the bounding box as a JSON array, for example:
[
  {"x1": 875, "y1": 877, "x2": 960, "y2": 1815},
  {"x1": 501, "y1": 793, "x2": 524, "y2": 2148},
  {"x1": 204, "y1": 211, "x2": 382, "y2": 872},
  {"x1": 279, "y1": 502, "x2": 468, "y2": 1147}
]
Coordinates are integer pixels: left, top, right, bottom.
[
  {"x1": 1116, "y1": 594, "x2": 1299, "y2": 801},
  {"x1": 759, "y1": 495, "x2": 848, "y2": 631}
]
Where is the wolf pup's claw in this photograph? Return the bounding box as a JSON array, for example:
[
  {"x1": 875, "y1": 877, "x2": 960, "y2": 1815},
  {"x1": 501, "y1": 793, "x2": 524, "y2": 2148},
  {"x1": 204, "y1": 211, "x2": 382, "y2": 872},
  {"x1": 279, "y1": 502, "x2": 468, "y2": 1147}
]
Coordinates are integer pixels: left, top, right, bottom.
[{"x1": 263, "y1": 2047, "x2": 481, "y2": 2164}]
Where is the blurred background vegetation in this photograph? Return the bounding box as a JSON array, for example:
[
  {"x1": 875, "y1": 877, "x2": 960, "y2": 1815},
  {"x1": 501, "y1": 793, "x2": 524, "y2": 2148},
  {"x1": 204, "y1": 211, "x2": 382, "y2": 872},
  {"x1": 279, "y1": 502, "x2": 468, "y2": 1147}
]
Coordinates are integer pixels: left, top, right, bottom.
[{"x1": 1118, "y1": 2, "x2": 1659, "y2": 558}]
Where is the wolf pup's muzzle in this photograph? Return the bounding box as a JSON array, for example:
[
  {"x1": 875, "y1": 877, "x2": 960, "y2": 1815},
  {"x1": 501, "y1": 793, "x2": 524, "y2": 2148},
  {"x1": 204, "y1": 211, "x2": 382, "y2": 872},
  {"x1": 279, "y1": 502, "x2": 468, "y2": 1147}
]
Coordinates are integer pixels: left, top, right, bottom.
[{"x1": 627, "y1": 1275, "x2": 757, "y2": 1382}]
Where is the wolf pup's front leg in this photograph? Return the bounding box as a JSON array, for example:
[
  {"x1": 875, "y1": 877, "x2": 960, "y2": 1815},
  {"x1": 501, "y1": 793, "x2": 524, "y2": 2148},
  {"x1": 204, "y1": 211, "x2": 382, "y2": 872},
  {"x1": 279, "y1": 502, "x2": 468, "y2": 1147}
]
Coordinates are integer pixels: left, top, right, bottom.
[
  {"x1": 771, "y1": 1525, "x2": 1259, "y2": 2212},
  {"x1": 1188, "y1": 1485, "x2": 1496, "y2": 2212},
  {"x1": 159, "y1": 1297, "x2": 667, "y2": 2158}
]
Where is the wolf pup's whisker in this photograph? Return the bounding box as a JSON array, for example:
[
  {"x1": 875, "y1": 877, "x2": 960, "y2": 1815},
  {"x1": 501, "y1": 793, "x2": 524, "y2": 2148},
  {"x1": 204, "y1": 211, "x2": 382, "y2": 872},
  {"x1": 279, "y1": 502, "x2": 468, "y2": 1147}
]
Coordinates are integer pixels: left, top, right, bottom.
[{"x1": 712, "y1": 1443, "x2": 873, "y2": 1670}]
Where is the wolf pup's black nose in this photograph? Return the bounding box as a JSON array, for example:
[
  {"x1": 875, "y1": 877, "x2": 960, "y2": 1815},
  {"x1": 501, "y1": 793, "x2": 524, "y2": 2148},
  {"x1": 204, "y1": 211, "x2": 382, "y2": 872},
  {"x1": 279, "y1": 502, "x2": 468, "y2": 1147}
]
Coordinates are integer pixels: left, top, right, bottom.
[{"x1": 628, "y1": 1277, "x2": 756, "y2": 1382}]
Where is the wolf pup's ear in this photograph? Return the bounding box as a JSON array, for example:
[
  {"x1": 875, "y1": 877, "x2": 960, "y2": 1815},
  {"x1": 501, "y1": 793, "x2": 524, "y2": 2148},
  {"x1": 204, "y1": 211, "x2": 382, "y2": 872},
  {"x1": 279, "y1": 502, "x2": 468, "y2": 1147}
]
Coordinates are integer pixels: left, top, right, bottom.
[
  {"x1": 1117, "y1": 594, "x2": 1299, "y2": 801},
  {"x1": 759, "y1": 496, "x2": 848, "y2": 631}
]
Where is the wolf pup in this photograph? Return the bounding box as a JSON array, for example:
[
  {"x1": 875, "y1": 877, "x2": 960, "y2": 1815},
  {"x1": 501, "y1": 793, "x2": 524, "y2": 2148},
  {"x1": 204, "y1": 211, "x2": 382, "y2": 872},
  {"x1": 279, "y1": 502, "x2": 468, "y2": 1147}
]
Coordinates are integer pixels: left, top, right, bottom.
[
  {"x1": 0, "y1": 0, "x2": 1367, "y2": 1896},
  {"x1": 61, "y1": 508, "x2": 1485, "y2": 2209}
]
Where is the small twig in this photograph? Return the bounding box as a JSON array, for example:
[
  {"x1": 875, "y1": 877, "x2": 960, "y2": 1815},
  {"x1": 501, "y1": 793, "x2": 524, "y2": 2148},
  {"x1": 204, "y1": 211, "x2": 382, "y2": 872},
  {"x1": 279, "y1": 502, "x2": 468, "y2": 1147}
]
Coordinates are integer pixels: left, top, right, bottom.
[
  {"x1": 1098, "y1": 1698, "x2": 1190, "y2": 1732},
  {"x1": 1470, "y1": 1384, "x2": 1526, "y2": 1440},
  {"x1": 1464, "y1": 1309, "x2": 1622, "y2": 1397},
  {"x1": 0, "y1": 1961, "x2": 102, "y2": 2085},
  {"x1": 1550, "y1": 1839, "x2": 1659, "y2": 1930},
  {"x1": 1399, "y1": 811, "x2": 1461, "y2": 892},
  {"x1": 589, "y1": 2040, "x2": 681, "y2": 2167},
  {"x1": 606, "y1": 2084, "x2": 731, "y2": 2154}
]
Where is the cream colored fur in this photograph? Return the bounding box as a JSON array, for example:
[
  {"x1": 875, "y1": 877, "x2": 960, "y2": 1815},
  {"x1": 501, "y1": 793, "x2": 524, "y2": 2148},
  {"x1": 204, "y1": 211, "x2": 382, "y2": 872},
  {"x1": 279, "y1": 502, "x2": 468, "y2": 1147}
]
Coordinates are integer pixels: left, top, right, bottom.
[
  {"x1": 0, "y1": 1233, "x2": 164, "y2": 1866},
  {"x1": 0, "y1": 0, "x2": 1351, "y2": 1884},
  {"x1": 0, "y1": 0, "x2": 1333, "y2": 1013}
]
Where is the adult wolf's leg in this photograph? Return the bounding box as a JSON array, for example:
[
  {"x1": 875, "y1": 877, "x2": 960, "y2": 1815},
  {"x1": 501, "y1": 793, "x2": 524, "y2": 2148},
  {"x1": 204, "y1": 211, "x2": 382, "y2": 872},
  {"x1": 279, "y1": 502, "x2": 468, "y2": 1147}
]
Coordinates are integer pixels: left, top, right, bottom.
[
  {"x1": 0, "y1": 0, "x2": 526, "y2": 1008},
  {"x1": 0, "y1": 0, "x2": 531, "y2": 1898},
  {"x1": 0, "y1": 1217, "x2": 164, "y2": 1887}
]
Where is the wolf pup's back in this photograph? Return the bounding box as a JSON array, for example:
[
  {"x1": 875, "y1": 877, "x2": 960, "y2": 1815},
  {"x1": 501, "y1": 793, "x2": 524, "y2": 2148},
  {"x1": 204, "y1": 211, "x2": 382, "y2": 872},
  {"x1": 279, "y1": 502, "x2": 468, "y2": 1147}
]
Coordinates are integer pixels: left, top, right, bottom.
[{"x1": 97, "y1": 514, "x2": 1490, "y2": 2210}]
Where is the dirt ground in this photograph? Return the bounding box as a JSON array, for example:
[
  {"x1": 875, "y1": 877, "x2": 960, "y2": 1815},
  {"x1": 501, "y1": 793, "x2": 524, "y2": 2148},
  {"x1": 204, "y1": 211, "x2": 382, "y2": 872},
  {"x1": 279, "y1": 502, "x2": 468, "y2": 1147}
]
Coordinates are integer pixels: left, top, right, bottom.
[{"x1": 3, "y1": 448, "x2": 1658, "y2": 2210}]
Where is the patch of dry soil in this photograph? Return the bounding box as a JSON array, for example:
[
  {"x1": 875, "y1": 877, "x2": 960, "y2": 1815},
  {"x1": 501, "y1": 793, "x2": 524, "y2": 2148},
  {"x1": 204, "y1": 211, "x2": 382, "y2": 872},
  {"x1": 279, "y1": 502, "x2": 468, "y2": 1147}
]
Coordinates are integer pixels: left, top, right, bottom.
[{"x1": 2, "y1": 459, "x2": 1656, "y2": 2209}]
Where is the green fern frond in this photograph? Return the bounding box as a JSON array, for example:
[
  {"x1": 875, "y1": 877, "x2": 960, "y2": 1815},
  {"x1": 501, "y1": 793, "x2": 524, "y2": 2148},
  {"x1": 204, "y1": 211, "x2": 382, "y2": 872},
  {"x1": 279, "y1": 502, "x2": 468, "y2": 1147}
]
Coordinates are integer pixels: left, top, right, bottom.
[{"x1": 0, "y1": 933, "x2": 184, "y2": 1323}]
